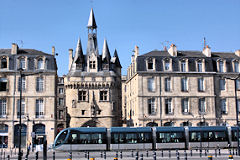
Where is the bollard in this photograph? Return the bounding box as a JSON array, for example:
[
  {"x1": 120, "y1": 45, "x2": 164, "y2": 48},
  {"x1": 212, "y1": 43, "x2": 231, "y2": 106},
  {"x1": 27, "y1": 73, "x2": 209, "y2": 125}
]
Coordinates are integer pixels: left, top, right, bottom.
[
  {"x1": 104, "y1": 151, "x2": 106, "y2": 160},
  {"x1": 168, "y1": 150, "x2": 171, "y2": 158},
  {"x1": 208, "y1": 155, "x2": 212, "y2": 160},
  {"x1": 87, "y1": 151, "x2": 90, "y2": 160},
  {"x1": 3, "y1": 151, "x2": 5, "y2": 160},
  {"x1": 153, "y1": 151, "x2": 156, "y2": 160},
  {"x1": 85, "y1": 151, "x2": 87, "y2": 158},
  {"x1": 190, "y1": 149, "x2": 192, "y2": 157},
  {"x1": 215, "y1": 149, "x2": 217, "y2": 157},
  {"x1": 161, "y1": 150, "x2": 163, "y2": 157},
  {"x1": 218, "y1": 148, "x2": 221, "y2": 156},
  {"x1": 132, "y1": 150, "x2": 134, "y2": 157},
  {"x1": 35, "y1": 152, "x2": 38, "y2": 160},
  {"x1": 120, "y1": 151, "x2": 122, "y2": 159},
  {"x1": 135, "y1": 151, "x2": 139, "y2": 160},
  {"x1": 177, "y1": 151, "x2": 180, "y2": 160},
  {"x1": 140, "y1": 154, "x2": 143, "y2": 160},
  {"x1": 229, "y1": 149, "x2": 232, "y2": 155},
  {"x1": 53, "y1": 151, "x2": 55, "y2": 160},
  {"x1": 116, "y1": 151, "x2": 118, "y2": 158},
  {"x1": 101, "y1": 151, "x2": 103, "y2": 158},
  {"x1": 205, "y1": 149, "x2": 207, "y2": 156},
  {"x1": 184, "y1": 150, "x2": 187, "y2": 160},
  {"x1": 236, "y1": 148, "x2": 238, "y2": 155},
  {"x1": 7, "y1": 155, "x2": 9, "y2": 160},
  {"x1": 200, "y1": 149, "x2": 202, "y2": 157},
  {"x1": 228, "y1": 155, "x2": 233, "y2": 160},
  {"x1": 146, "y1": 150, "x2": 148, "y2": 157},
  {"x1": 14, "y1": 147, "x2": 16, "y2": 155}
]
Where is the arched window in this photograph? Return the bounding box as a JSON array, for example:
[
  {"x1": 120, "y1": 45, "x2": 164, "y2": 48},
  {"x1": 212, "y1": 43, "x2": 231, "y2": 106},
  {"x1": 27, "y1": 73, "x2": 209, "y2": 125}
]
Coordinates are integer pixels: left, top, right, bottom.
[
  {"x1": 37, "y1": 58, "x2": 44, "y2": 69},
  {"x1": 164, "y1": 122, "x2": 173, "y2": 126},
  {"x1": 1, "y1": 58, "x2": 7, "y2": 69},
  {"x1": 146, "y1": 122, "x2": 158, "y2": 127},
  {"x1": 14, "y1": 124, "x2": 27, "y2": 147},
  {"x1": 19, "y1": 58, "x2": 26, "y2": 69}
]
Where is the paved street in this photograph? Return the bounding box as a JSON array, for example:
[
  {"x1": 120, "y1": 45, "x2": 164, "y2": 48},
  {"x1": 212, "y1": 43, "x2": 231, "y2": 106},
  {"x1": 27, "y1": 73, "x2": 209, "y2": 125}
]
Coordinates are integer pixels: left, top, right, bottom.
[{"x1": 3, "y1": 149, "x2": 240, "y2": 160}]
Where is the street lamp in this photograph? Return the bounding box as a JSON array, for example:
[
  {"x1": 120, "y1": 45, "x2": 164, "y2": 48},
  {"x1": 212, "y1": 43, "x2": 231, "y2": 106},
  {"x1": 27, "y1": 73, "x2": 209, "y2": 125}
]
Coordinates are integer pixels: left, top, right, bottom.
[
  {"x1": 224, "y1": 75, "x2": 240, "y2": 156},
  {"x1": 17, "y1": 68, "x2": 43, "y2": 160}
]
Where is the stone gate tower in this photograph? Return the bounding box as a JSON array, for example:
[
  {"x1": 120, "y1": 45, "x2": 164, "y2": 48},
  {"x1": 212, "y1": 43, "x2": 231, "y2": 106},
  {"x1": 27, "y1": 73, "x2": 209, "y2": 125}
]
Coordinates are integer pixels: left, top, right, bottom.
[{"x1": 65, "y1": 9, "x2": 122, "y2": 127}]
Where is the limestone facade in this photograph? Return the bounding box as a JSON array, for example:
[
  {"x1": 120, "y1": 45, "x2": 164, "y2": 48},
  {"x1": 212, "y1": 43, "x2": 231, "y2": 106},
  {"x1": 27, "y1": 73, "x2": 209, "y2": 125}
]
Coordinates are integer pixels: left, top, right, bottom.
[
  {"x1": 0, "y1": 43, "x2": 57, "y2": 149},
  {"x1": 126, "y1": 45, "x2": 240, "y2": 127},
  {"x1": 65, "y1": 9, "x2": 122, "y2": 128}
]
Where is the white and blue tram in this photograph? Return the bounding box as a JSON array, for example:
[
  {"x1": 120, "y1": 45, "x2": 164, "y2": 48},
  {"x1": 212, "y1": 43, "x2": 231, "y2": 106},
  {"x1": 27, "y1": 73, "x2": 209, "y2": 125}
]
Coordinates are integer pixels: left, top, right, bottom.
[{"x1": 53, "y1": 126, "x2": 239, "y2": 151}]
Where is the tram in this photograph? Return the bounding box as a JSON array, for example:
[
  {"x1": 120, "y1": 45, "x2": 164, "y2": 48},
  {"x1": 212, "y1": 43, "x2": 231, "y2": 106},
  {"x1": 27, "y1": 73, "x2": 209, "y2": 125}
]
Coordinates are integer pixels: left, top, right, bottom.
[{"x1": 53, "y1": 126, "x2": 239, "y2": 151}]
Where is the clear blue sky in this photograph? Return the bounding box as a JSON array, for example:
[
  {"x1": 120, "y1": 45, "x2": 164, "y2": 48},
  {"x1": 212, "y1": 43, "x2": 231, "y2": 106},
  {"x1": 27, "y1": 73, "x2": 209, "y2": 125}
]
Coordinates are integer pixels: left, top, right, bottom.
[{"x1": 0, "y1": 0, "x2": 239, "y2": 76}]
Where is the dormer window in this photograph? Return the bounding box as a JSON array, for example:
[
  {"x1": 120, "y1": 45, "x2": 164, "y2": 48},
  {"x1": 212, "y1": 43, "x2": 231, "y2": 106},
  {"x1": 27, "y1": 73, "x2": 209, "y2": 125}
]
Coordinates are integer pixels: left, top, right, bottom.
[
  {"x1": 164, "y1": 59, "x2": 170, "y2": 71},
  {"x1": 90, "y1": 61, "x2": 96, "y2": 69},
  {"x1": 180, "y1": 60, "x2": 186, "y2": 72},
  {"x1": 1, "y1": 58, "x2": 7, "y2": 69},
  {"x1": 148, "y1": 59, "x2": 153, "y2": 70},
  {"x1": 197, "y1": 60, "x2": 202, "y2": 72},
  {"x1": 19, "y1": 58, "x2": 26, "y2": 69},
  {"x1": 219, "y1": 60, "x2": 224, "y2": 72},
  {"x1": 234, "y1": 61, "x2": 239, "y2": 72},
  {"x1": 37, "y1": 58, "x2": 44, "y2": 69}
]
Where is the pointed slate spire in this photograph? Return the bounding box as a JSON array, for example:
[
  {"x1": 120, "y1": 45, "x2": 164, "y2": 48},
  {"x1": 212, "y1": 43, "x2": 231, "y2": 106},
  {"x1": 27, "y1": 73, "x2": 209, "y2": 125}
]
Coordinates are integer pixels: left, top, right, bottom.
[
  {"x1": 102, "y1": 39, "x2": 111, "y2": 62},
  {"x1": 73, "y1": 38, "x2": 84, "y2": 63},
  {"x1": 112, "y1": 49, "x2": 122, "y2": 68},
  {"x1": 87, "y1": 8, "x2": 97, "y2": 29}
]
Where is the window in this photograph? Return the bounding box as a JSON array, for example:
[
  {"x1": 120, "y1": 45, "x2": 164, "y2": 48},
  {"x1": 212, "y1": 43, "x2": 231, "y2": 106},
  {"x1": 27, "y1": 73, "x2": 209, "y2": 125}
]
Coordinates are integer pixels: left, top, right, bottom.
[
  {"x1": 219, "y1": 79, "x2": 225, "y2": 91},
  {"x1": 234, "y1": 61, "x2": 239, "y2": 72},
  {"x1": 164, "y1": 60, "x2": 170, "y2": 71},
  {"x1": 147, "y1": 59, "x2": 153, "y2": 70},
  {"x1": 81, "y1": 110, "x2": 85, "y2": 115},
  {"x1": 59, "y1": 98, "x2": 64, "y2": 105},
  {"x1": 18, "y1": 77, "x2": 26, "y2": 92},
  {"x1": 17, "y1": 99, "x2": 25, "y2": 117},
  {"x1": 236, "y1": 79, "x2": 240, "y2": 90},
  {"x1": 19, "y1": 58, "x2": 25, "y2": 69},
  {"x1": 198, "y1": 78, "x2": 204, "y2": 92},
  {"x1": 1, "y1": 58, "x2": 7, "y2": 69},
  {"x1": 100, "y1": 91, "x2": 108, "y2": 101},
  {"x1": 181, "y1": 77, "x2": 188, "y2": 92},
  {"x1": 197, "y1": 61, "x2": 202, "y2": 72},
  {"x1": 199, "y1": 98, "x2": 205, "y2": 113},
  {"x1": 165, "y1": 77, "x2": 171, "y2": 92},
  {"x1": 36, "y1": 99, "x2": 44, "y2": 118},
  {"x1": 59, "y1": 110, "x2": 64, "y2": 119},
  {"x1": 221, "y1": 99, "x2": 227, "y2": 114},
  {"x1": 0, "y1": 99, "x2": 6, "y2": 117},
  {"x1": 148, "y1": 98, "x2": 156, "y2": 115},
  {"x1": 182, "y1": 98, "x2": 189, "y2": 113},
  {"x1": 219, "y1": 61, "x2": 224, "y2": 72},
  {"x1": 78, "y1": 90, "x2": 87, "y2": 101},
  {"x1": 89, "y1": 61, "x2": 96, "y2": 69},
  {"x1": 165, "y1": 98, "x2": 172, "y2": 114},
  {"x1": 59, "y1": 88, "x2": 64, "y2": 94},
  {"x1": 37, "y1": 58, "x2": 44, "y2": 69},
  {"x1": 181, "y1": 60, "x2": 186, "y2": 72},
  {"x1": 36, "y1": 77, "x2": 44, "y2": 92},
  {"x1": 0, "y1": 78, "x2": 7, "y2": 91},
  {"x1": 147, "y1": 78, "x2": 155, "y2": 92}
]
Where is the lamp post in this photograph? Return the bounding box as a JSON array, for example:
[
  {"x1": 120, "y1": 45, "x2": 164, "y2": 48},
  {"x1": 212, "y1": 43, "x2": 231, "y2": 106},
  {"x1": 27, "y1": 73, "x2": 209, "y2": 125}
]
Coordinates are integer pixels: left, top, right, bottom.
[
  {"x1": 18, "y1": 68, "x2": 23, "y2": 160},
  {"x1": 224, "y1": 75, "x2": 240, "y2": 156}
]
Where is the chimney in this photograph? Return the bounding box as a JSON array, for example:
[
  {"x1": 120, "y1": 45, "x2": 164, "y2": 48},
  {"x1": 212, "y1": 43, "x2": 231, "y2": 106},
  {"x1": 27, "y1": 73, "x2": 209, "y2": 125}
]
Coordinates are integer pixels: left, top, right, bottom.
[
  {"x1": 203, "y1": 45, "x2": 211, "y2": 57},
  {"x1": 68, "y1": 49, "x2": 73, "y2": 71},
  {"x1": 134, "y1": 45, "x2": 139, "y2": 59},
  {"x1": 235, "y1": 50, "x2": 240, "y2": 57},
  {"x1": 11, "y1": 43, "x2": 18, "y2": 55},
  {"x1": 168, "y1": 44, "x2": 177, "y2": 57},
  {"x1": 52, "y1": 46, "x2": 55, "y2": 56}
]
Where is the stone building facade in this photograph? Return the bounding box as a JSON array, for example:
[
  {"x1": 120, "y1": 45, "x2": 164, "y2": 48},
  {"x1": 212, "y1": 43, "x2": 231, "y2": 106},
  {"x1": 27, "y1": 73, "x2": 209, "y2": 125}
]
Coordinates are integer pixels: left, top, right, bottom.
[
  {"x1": 126, "y1": 44, "x2": 240, "y2": 127},
  {"x1": 65, "y1": 9, "x2": 122, "y2": 128},
  {"x1": 0, "y1": 43, "x2": 57, "y2": 149}
]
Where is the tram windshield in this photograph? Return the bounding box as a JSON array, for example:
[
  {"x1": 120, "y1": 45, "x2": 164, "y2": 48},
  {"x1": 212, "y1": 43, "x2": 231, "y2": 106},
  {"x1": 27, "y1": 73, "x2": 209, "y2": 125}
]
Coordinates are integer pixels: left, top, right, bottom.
[
  {"x1": 157, "y1": 132, "x2": 185, "y2": 143},
  {"x1": 232, "y1": 130, "x2": 240, "y2": 141},
  {"x1": 55, "y1": 130, "x2": 68, "y2": 146}
]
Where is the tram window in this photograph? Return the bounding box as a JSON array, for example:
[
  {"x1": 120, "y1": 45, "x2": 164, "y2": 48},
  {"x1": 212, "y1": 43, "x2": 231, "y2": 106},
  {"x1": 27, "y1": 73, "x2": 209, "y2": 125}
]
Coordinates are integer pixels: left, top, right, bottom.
[
  {"x1": 79, "y1": 134, "x2": 91, "y2": 144},
  {"x1": 126, "y1": 133, "x2": 137, "y2": 144},
  {"x1": 112, "y1": 133, "x2": 119, "y2": 144},
  {"x1": 138, "y1": 132, "x2": 152, "y2": 143},
  {"x1": 157, "y1": 132, "x2": 185, "y2": 143},
  {"x1": 69, "y1": 133, "x2": 78, "y2": 144},
  {"x1": 190, "y1": 131, "x2": 201, "y2": 142},
  {"x1": 92, "y1": 133, "x2": 103, "y2": 144},
  {"x1": 55, "y1": 131, "x2": 68, "y2": 146},
  {"x1": 215, "y1": 131, "x2": 227, "y2": 141}
]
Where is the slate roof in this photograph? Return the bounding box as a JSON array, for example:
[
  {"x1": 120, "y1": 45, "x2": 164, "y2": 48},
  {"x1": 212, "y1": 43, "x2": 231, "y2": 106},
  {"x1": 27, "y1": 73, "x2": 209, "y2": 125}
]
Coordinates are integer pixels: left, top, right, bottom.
[{"x1": 137, "y1": 50, "x2": 239, "y2": 72}]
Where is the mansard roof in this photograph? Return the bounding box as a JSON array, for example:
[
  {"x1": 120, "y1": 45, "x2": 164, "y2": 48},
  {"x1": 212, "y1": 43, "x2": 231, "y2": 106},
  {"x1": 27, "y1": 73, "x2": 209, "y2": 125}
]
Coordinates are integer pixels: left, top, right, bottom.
[
  {"x1": 137, "y1": 50, "x2": 239, "y2": 72},
  {"x1": 0, "y1": 49, "x2": 50, "y2": 56}
]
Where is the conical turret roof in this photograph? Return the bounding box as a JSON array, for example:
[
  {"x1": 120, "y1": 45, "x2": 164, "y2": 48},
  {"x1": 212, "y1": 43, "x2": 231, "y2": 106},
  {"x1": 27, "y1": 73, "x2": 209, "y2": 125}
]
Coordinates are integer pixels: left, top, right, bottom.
[
  {"x1": 112, "y1": 49, "x2": 122, "y2": 68},
  {"x1": 73, "y1": 38, "x2": 84, "y2": 63},
  {"x1": 102, "y1": 39, "x2": 111, "y2": 62},
  {"x1": 87, "y1": 8, "x2": 97, "y2": 29}
]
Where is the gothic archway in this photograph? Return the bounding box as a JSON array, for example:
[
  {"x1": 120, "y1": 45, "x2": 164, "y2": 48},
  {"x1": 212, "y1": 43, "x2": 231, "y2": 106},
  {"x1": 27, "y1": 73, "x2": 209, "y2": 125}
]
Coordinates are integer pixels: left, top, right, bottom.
[
  {"x1": 146, "y1": 122, "x2": 158, "y2": 127},
  {"x1": 81, "y1": 119, "x2": 105, "y2": 127}
]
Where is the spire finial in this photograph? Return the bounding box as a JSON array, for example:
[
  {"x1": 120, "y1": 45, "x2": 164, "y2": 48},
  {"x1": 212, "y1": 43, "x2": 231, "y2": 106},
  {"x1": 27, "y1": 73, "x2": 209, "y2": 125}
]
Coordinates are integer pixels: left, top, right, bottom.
[{"x1": 87, "y1": 8, "x2": 97, "y2": 29}]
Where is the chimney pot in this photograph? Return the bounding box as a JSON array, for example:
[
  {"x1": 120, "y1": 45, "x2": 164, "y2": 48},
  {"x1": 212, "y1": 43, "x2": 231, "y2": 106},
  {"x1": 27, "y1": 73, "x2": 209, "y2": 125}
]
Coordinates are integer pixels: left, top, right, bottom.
[
  {"x1": 11, "y1": 43, "x2": 18, "y2": 55},
  {"x1": 52, "y1": 46, "x2": 55, "y2": 56},
  {"x1": 235, "y1": 50, "x2": 240, "y2": 57}
]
